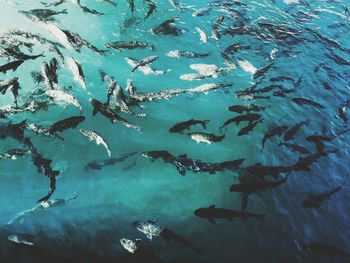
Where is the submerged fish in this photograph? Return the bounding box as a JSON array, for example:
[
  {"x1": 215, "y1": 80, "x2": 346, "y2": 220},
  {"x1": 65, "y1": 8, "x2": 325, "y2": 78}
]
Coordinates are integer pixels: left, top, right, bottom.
[{"x1": 79, "y1": 128, "x2": 111, "y2": 157}]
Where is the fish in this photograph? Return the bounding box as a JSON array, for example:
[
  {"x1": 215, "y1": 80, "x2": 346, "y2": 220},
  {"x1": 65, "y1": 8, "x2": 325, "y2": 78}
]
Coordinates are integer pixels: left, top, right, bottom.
[
  {"x1": 144, "y1": 0, "x2": 156, "y2": 19},
  {"x1": 84, "y1": 152, "x2": 137, "y2": 171},
  {"x1": 66, "y1": 57, "x2": 87, "y2": 92},
  {"x1": 125, "y1": 57, "x2": 166, "y2": 75},
  {"x1": 0, "y1": 60, "x2": 24, "y2": 74},
  {"x1": 161, "y1": 228, "x2": 201, "y2": 254},
  {"x1": 279, "y1": 143, "x2": 310, "y2": 155},
  {"x1": 48, "y1": 116, "x2": 85, "y2": 134},
  {"x1": 106, "y1": 40, "x2": 153, "y2": 51},
  {"x1": 90, "y1": 98, "x2": 142, "y2": 132},
  {"x1": 152, "y1": 17, "x2": 184, "y2": 36},
  {"x1": 246, "y1": 163, "x2": 292, "y2": 179},
  {"x1": 8, "y1": 235, "x2": 34, "y2": 246},
  {"x1": 301, "y1": 181, "x2": 345, "y2": 208},
  {"x1": 127, "y1": 0, "x2": 135, "y2": 12},
  {"x1": 31, "y1": 151, "x2": 60, "y2": 202},
  {"x1": 292, "y1": 97, "x2": 324, "y2": 109},
  {"x1": 0, "y1": 78, "x2": 21, "y2": 108},
  {"x1": 237, "y1": 119, "x2": 263, "y2": 136},
  {"x1": 195, "y1": 27, "x2": 207, "y2": 43},
  {"x1": 46, "y1": 90, "x2": 82, "y2": 112},
  {"x1": 230, "y1": 174, "x2": 290, "y2": 210},
  {"x1": 169, "y1": 119, "x2": 209, "y2": 133},
  {"x1": 187, "y1": 132, "x2": 225, "y2": 144},
  {"x1": 143, "y1": 151, "x2": 244, "y2": 176},
  {"x1": 261, "y1": 125, "x2": 289, "y2": 150},
  {"x1": 79, "y1": 129, "x2": 112, "y2": 157},
  {"x1": 212, "y1": 16, "x2": 224, "y2": 40},
  {"x1": 283, "y1": 120, "x2": 309, "y2": 141},
  {"x1": 41, "y1": 58, "x2": 59, "y2": 89},
  {"x1": 76, "y1": 0, "x2": 105, "y2": 15},
  {"x1": 253, "y1": 63, "x2": 274, "y2": 79},
  {"x1": 220, "y1": 114, "x2": 261, "y2": 130},
  {"x1": 19, "y1": 8, "x2": 67, "y2": 22},
  {"x1": 293, "y1": 150, "x2": 337, "y2": 172},
  {"x1": 131, "y1": 55, "x2": 159, "y2": 73},
  {"x1": 62, "y1": 29, "x2": 107, "y2": 55},
  {"x1": 0, "y1": 149, "x2": 31, "y2": 160},
  {"x1": 194, "y1": 205, "x2": 265, "y2": 224},
  {"x1": 228, "y1": 104, "x2": 268, "y2": 114},
  {"x1": 166, "y1": 50, "x2": 210, "y2": 59}
]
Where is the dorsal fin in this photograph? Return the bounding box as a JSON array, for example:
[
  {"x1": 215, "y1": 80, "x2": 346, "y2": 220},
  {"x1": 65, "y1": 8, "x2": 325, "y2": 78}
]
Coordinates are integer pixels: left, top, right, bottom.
[
  {"x1": 178, "y1": 154, "x2": 187, "y2": 158},
  {"x1": 209, "y1": 205, "x2": 215, "y2": 208}
]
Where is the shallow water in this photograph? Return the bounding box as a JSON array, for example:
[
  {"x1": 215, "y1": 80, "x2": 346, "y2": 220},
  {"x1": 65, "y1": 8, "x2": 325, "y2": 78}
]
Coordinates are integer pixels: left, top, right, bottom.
[{"x1": 0, "y1": 0, "x2": 350, "y2": 262}]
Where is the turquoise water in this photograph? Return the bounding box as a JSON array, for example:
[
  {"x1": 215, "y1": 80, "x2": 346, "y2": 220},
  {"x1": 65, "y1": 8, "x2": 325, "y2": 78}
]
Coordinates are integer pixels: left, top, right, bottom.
[{"x1": 1, "y1": 0, "x2": 350, "y2": 262}]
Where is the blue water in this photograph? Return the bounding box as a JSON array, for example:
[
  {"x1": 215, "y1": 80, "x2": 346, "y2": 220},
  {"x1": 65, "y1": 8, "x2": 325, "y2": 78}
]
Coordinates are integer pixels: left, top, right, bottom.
[{"x1": 1, "y1": 0, "x2": 350, "y2": 262}]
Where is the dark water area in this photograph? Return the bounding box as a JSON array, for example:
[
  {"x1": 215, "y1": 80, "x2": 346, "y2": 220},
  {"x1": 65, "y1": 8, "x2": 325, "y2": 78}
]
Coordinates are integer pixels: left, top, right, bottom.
[{"x1": 1, "y1": 0, "x2": 350, "y2": 262}]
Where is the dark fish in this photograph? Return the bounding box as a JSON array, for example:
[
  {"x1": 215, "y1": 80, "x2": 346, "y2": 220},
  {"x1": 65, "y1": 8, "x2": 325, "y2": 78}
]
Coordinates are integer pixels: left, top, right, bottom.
[
  {"x1": 253, "y1": 63, "x2": 273, "y2": 79},
  {"x1": 301, "y1": 180, "x2": 346, "y2": 208},
  {"x1": 246, "y1": 163, "x2": 292, "y2": 179},
  {"x1": 292, "y1": 97, "x2": 324, "y2": 109},
  {"x1": 0, "y1": 77, "x2": 21, "y2": 108},
  {"x1": 127, "y1": 0, "x2": 135, "y2": 12},
  {"x1": 84, "y1": 152, "x2": 137, "y2": 171},
  {"x1": 230, "y1": 174, "x2": 289, "y2": 210},
  {"x1": 279, "y1": 142, "x2": 310, "y2": 155},
  {"x1": 42, "y1": 58, "x2": 59, "y2": 89},
  {"x1": 306, "y1": 243, "x2": 350, "y2": 258},
  {"x1": 212, "y1": 16, "x2": 225, "y2": 40},
  {"x1": 231, "y1": 174, "x2": 289, "y2": 194},
  {"x1": 31, "y1": 151, "x2": 60, "y2": 202},
  {"x1": 143, "y1": 151, "x2": 244, "y2": 176},
  {"x1": 261, "y1": 125, "x2": 288, "y2": 149},
  {"x1": 76, "y1": 0, "x2": 105, "y2": 15},
  {"x1": 194, "y1": 205, "x2": 265, "y2": 224},
  {"x1": 161, "y1": 228, "x2": 200, "y2": 254},
  {"x1": 1, "y1": 47, "x2": 43, "y2": 61},
  {"x1": 105, "y1": 40, "x2": 153, "y2": 51},
  {"x1": 0, "y1": 60, "x2": 24, "y2": 74},
  {"x1": 62, "y1": 29, "x2": 107, "y2": 55},
  {"x1": 221, "y1": 114, "x2": 261, "y2": 129},
  {"x1": 90, "y1": 98, "x2": 142, "y2": 132},
  {"x1": 270, "y1": 76, "x2": 294, "y2": 82},
  {"x1": 237, "y1": 118, "x2": 263, "y2": 136},
  {"x1": 169, "y1": 119, "x2": 209, "y2": 133},
  {"x1": 293, "y1": 150, "x2": 337, "y2": 171},
  {"x1": 19, "y1": 8, "x2": 67, "y2": 21},
  {"x1": 144, "y1": 0, "x2": 156, "y2": 19},
  {"x1": 152, "y1": 17, "x2": 183, "y2": 36},
  {"x1": 228, "y1": 104, "x2": 268, "y2": 114},
  {"x1": 283, "y1": 120, "x2": 309, "y2": 141},
  {"x1": 48, "y1": 116, "x2": 85, "y2": 134},
  {"x1": 327, "y1": 53, "x2": 350, "y2": 66}
]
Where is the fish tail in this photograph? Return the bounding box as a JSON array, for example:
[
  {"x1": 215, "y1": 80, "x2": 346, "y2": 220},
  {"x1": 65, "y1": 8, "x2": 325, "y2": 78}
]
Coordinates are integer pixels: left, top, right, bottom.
[{"x1": 61, "y1": 9, "x2": 68, "y2": 14}]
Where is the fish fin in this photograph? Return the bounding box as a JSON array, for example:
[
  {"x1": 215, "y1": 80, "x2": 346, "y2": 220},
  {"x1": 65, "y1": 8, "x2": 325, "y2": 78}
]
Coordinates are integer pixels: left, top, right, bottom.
[
  {"x1": 92, "y1": 109, "x2": 98, "y2": 116},
  {"x1": 178, "y1": 154, "x2": 187, "y2": 158},
  {"x1": 209, "y1": 205, "x2": 215, "y2": 208}
]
